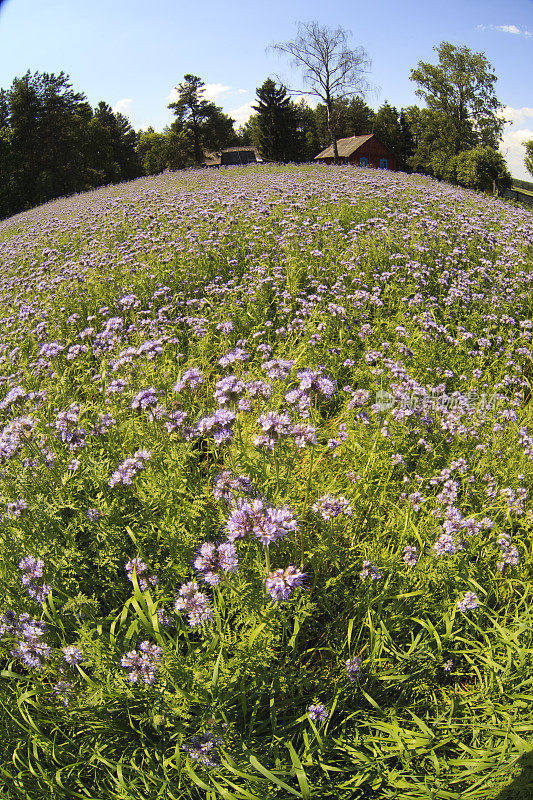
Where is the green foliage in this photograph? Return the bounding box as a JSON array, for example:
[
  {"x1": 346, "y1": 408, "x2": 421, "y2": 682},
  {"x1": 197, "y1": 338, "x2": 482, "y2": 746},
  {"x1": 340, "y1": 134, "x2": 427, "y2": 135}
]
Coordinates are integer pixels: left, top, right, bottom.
[
  {"x1": 168, "y1": 74, "x2": 237, "y2": 164},
  {"x1": 453, "y1": 146, "x2": 512, "y2": 195},
  {"x1": 136, "y1": 128, "x2": 190, "y2": 175},
  {"x1": 524, "y1": 139, "x2": 533, "y2": 178},
  {"x1": 314, "y1": 96, "x2": 375, "y2": 149},
  {"x1": 410, "y1": 41, "x2": 504, "y2": 154},
  {"x1": 0, "y1": 71, "x2": 142, "y2": 220},
  {"x1": 372, "y1": 102, "x2": 414, "y2": 171}
]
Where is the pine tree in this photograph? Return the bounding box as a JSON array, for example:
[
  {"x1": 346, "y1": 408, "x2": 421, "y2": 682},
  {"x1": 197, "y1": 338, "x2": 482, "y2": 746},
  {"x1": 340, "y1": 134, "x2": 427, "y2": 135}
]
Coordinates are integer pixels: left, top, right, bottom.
[
  {"x1": 168, "y1": 75, "x2": 236, "y2": 163},
  {"x1": 252, "y1": 79, "x2": 302, "y2": 162}
]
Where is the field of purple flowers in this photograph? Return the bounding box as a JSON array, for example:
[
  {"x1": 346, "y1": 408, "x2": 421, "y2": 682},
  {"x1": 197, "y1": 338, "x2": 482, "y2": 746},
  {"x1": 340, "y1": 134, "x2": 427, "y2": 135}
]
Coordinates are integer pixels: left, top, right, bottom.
[{"x1": 1, "y1": 163, "x2": 533, "y2": 799}]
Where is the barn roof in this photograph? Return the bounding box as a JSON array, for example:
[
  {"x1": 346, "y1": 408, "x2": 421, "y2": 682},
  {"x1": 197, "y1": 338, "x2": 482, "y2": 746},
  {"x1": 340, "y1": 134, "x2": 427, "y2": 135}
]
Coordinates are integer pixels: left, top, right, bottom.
[{"x1": 314, "y1": 134, "x2": 375, "y2": 159}]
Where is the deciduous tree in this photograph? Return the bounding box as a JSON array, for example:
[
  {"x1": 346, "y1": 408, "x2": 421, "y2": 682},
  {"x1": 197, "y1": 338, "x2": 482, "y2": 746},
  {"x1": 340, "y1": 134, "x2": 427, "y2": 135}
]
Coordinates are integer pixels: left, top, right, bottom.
[
  {"x1": 271, "y1": 21, "x2": 372, "y2": 163},
  {"x1": 410, "y1": 42, "x2": 504, "y2": 155}
]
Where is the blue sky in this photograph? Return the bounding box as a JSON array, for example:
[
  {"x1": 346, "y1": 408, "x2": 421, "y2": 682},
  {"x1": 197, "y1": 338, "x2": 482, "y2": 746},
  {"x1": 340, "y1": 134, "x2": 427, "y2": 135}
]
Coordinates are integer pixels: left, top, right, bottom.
[{"x1": 0, "y1": 0, "x2": 531, "y2": 178}]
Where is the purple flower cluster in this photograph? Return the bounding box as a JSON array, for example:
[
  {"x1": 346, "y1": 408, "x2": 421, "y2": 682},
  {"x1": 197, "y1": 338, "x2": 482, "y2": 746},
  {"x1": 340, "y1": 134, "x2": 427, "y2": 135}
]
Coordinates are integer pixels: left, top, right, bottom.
[
  {"x1": 346, "y1": 656, "x2": 362, "y2": 681},
  {"x1": 262, "y1": 358, "x2": 294, "y2": 380},
  {"x1": 254, "y1": 411, "x2": 291, "y2": 449},
  {"x1": 226, "y1": 499, "x2": 297, "y2": 545},
  {"x1": 175, "y1": 581, "x2": 213, "y2": 626},
  {"x1": 0, "y1": 385, "x2": 26, "y2": 410},
  {"x1": 193, "y1": 542, "x2": 238, "y2": 585},
  {"x1": 108, "y1": 449, "x2": 151, "y2": 487},
  {"x1": 219, "y1": 346, "x2": 249, "y2": 367},
  {"x1": 403, "y1": 545, "x2": 419, "y2": 566},
  {"x1": 265, "y1": 566, "x2": 305, "y2": 601},
  {"x1": 121, "y1": 640, "x2": 162, "y2": 684},
  {"x1": 195, "y1": 409, "x2": 236, "y2": 443},
  {"x1": 55, "y1": 403, "x2": 86, "y2": 450},
  {"x1": 308, "y1": 703, "x2": 329, "y2": 721},
  {"x1": 213, "y1": 470, "x2": 252, "y2": 502},
  {"x1": 173, "y1": 368, "x2": 204, "y2": 393},
  {"x1": 9, "y1": 616, "x2": 50, "y2": 670},
  {"x1": 0, "y1": 416, "x2": 36, "y2": 462},
  {"x1": 19, "y1": 555, "x2": 51, "y2": 604},
  {"x1": 182, "y1": 731, "x2": 222, "y2": 768},
  {"x1": 360, "y1": 561, "x2": 382, "y2": 580},
  {"x1": 496, "y1": 534, "x2": 520, "y2": 571},
  {"x1": 213, "y1": 375, "x2": 247, "y2": 405},
  {"x1": 433, "y1": 533, "x2": 463, "y2": 556},
  {"x1": 125, "y1": 557, "x2": 159, "y2": 591},
  {"x1": 312, "y1": 494, "x2": 352, "y2": 521},
  {"x1": 131, "y1": 387, "x2": 159, "y2": 410},
  {"x1": 62, "y1": 644, "x2": 83, "y2": 666},
  {"x1": 457, "y1": 591, "x2": 480, "y2": 613}
]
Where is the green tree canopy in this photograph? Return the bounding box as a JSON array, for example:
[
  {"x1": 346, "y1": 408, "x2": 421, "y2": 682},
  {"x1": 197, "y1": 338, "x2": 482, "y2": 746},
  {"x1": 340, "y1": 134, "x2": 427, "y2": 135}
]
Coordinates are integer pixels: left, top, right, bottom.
[
  {"x1": 410, "y1": 42, "x2": 504, "y2": 155},
  {"x1": 168, "y1": 74, "x2": 236, "y2": 163},
  {"x1": 453, "y1": 145, "x2": 512, "y2": 195}
]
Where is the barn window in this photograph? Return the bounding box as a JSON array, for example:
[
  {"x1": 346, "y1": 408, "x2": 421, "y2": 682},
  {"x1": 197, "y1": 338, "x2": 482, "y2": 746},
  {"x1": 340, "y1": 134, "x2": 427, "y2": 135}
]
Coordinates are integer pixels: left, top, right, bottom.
[
  {"x1": 360, "y1": 157, "x2": 368, "y2": 167},
  {"x1": 344, "y1": 157, "x2": 349, "y2": 164},
  {"x1": 380, "y1": 158, "x2": 388, "y2": 169}
]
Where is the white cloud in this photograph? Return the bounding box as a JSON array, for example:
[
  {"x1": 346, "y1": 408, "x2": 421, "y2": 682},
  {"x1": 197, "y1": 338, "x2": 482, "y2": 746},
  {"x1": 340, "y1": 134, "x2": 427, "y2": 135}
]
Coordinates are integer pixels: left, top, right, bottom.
[
  {"x1": 500, "y1": 121, "x2": 533, "y2": 181},
  {"x1": 237, "y1": 89, "x2": 248, "y2": 95},
  {"x1": 168, "y1": 83, "x2": 235, "y2": 103},
  {"x1": 500, "y1": 105, "x2": 533, "y2": 126},
  {"x1": 496, "y1": 24, "x2": 521, "y2": 34},
  {"x1": 203, "y1": 83, "x2": 231, "y2": 101},
  {"x1": 478, "y1": 23, "x2": 532, "y2": 38},
  {"x1": 113, "y1": 98, "x2": 133, "y2": 115},
  {"x1": 228, "y1": 101, "x2": 255, "y2": 127}
]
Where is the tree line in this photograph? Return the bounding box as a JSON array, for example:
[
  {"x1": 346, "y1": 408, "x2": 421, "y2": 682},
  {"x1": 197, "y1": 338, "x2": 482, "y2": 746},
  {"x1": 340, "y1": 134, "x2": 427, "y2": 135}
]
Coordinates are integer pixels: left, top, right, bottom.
[{"x1": 0, "y1": 34, "x2": 529, "y2": 221}]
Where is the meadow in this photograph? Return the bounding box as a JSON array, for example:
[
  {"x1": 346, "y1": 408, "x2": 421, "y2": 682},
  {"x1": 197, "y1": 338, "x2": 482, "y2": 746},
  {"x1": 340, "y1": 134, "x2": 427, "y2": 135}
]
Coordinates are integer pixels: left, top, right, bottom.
[{"x1": 0, "y1": 163, "x2": 533, "y2": 799}]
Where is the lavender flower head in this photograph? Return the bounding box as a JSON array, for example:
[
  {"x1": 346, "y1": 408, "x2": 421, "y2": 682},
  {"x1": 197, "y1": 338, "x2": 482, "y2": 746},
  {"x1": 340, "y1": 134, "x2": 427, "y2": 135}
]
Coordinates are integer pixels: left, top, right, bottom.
[
  {"x1": 457, "y1": 591, "x2": 480, "y2": 613},
  {"x1": 254, "y1": 411, "x2": 291, "y2": 450},
  {"x1": 213, "y1": 470, "x2": 252, "y2": 502},
  {"x1": 497, "y1": 534, "x2": 520, "y2": 571},
  {"x1": 175, "y1": 581, "x2": 213, "y2": 626},
  {"x1": 403, "y1": 545, "x2": 419, "y2": 566},
  {"x1": 173, "y1": 368, "x2": 204, "y2": 393},
  {"x1": 121, "y1": 640, "x2": 162, "y2": 684},
  {"x1": 312, "y1": 494, "x2": 352, "y2": 521},
  {"x1": 19, "y1": 555, "x2": 51, "y2": 604},
  {"x1": 182, "y1": 731, "x2": 222, "y2": 768},
  {"x1": 125, "y1": 557, "x2": 159, "y2": 591},
  {"x1": 265, "y1": 566, "x2": 305, "y2": 602},
  {"x1": 346, "y1": 656, "x2": 362, "y2": 681},
  {"x1": 360, "y1": 561, "x2": 382, "y2": 580},
  {"x1": 11, "y1": 618, "x2": 50, "y2": 670},
  {"x1": 131, "y1": 387, "x2": 159, "y2": 410},
  {"x1": 62, "y1": 644, "x2": 83, "y2": 666},
  {"x1": 308, "y1": 703, "x2": 329, "y2": 722},
  {"x1": 194, "y1": 542, "x2": 238, "y2": 585},
  {"x1": 226, "y1": 499, "x2": 297, "y2": 545},
  {"x1": 108, "y1": 450, "x2": 151, "y2": 488}
]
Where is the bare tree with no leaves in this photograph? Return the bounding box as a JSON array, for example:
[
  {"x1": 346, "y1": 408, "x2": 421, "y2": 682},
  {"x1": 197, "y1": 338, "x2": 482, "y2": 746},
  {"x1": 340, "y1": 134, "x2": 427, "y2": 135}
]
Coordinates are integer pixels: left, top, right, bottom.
[{"x1": 271, "y1": 21, "x2": 373, "y2": 163}]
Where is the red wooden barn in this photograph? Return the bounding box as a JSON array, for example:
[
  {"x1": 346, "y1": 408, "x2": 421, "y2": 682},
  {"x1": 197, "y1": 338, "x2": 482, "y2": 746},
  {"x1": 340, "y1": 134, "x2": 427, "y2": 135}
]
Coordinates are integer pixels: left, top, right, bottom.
[{"x1": 314, "y1": 134, "x2": 397, "y2": 170}]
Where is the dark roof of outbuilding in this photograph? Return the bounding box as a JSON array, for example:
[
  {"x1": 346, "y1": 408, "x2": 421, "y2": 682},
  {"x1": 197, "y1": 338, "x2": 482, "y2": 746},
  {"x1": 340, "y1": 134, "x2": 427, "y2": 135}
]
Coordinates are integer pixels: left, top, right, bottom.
[
  {"x1": 204, "y1": 146, "x2": 263, "y2": 167},
  {"x1": 314, "y1": 134, "x2": 374, "y2": 159}
]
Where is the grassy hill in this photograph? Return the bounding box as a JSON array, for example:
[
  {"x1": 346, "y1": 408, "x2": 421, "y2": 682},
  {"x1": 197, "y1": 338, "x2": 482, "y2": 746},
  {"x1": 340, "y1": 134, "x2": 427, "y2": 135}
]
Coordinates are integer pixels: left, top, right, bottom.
[{"x1": 0, "y1": 164, "x2": 533, "y2": 799}]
